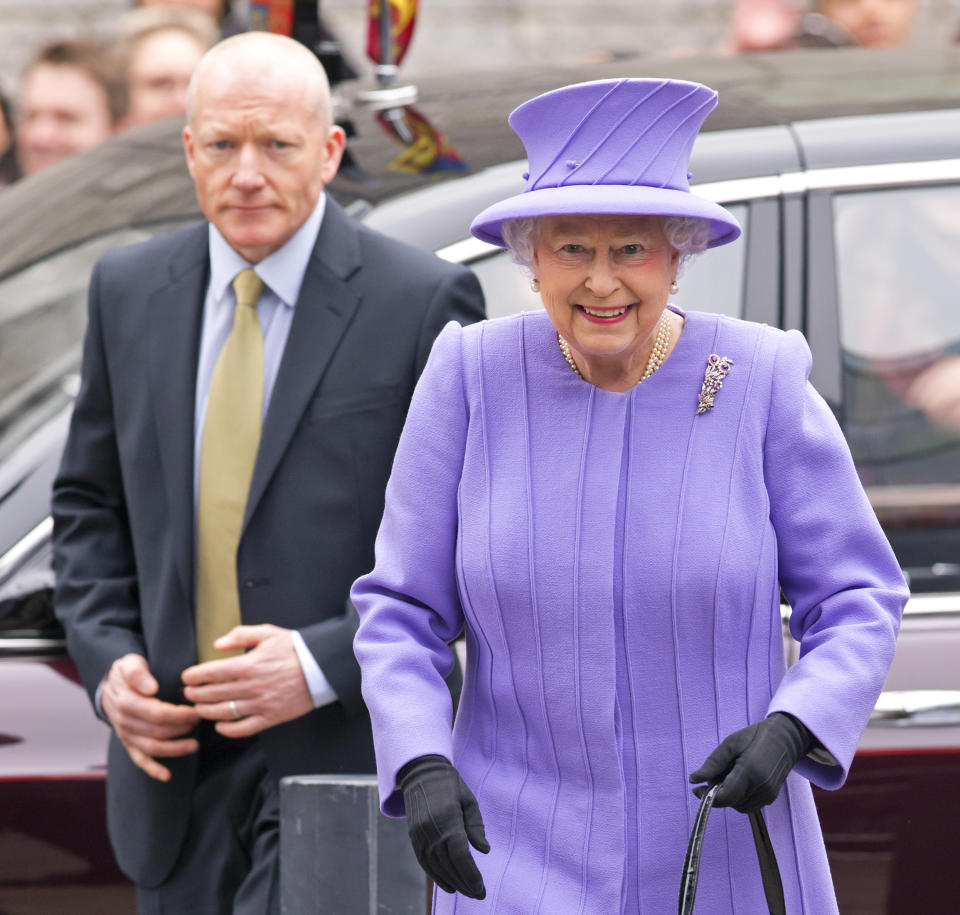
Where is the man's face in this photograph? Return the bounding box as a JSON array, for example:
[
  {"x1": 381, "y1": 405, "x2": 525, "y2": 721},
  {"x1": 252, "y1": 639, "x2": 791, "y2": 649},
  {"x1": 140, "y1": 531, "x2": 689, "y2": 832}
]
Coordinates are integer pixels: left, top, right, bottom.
[
  {"x1": 17, "y1": 64, "x2": 114, "y2": 176},
  {"x1": 183, "y1": 72, "x2": 344, "y2": 263},
  {"x1": 818, "y1": 0, "x2": 915, "y2": 48},
  {"x1": 126, "y1": 29, "x2": 206, "y2": 128}
]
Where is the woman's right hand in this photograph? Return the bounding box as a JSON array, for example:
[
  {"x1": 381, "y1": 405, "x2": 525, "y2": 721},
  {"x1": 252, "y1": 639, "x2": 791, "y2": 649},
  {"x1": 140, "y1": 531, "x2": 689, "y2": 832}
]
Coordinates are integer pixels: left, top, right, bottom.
[{"x1": 397, "y1": 754, "x2": 490, "y2": 899}]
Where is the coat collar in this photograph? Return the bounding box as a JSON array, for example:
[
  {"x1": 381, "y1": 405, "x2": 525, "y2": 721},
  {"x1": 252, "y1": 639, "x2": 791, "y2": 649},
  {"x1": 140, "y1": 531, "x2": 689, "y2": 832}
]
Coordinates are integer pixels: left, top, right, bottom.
[
  {"x1": 243, "y1": 197, "x2": 364, "y2": 529},
  {"x1": 147, "y1": 223, "x2": 209, "y2": 601}
]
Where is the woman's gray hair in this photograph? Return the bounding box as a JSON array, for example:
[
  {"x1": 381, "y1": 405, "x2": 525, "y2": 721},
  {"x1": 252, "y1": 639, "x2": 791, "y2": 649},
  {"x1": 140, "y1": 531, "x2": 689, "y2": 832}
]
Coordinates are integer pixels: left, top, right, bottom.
[{"x1": 501, "y1": 214, "x2": 712, "y2": 279}]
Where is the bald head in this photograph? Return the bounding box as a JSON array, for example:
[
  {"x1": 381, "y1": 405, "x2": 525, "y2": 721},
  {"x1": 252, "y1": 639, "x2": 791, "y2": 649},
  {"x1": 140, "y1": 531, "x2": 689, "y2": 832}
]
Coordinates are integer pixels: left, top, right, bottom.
[
  {"x1": 186, "y1": 32, "x2": 332, "y2": 129},
  {"x1": 182, "y1": 30, "x2": 345, "y2": 263}
]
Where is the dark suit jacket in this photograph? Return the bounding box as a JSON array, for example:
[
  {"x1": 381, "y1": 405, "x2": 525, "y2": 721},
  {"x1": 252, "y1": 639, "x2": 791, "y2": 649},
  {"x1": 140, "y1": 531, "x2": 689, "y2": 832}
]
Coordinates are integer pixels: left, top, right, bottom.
[{"x1": 51, "y1": 198, "x2": 485, "y2": 886}]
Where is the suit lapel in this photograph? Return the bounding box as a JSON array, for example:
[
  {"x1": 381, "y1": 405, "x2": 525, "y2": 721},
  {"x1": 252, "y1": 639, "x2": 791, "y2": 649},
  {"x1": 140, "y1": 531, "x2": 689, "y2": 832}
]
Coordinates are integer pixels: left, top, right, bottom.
[
  {"x1": 147, "y1": 224, "x2": 208, "y2": 600},
  {"x1": 243, "y1": 199, "x2": 363, "y2": 529}
]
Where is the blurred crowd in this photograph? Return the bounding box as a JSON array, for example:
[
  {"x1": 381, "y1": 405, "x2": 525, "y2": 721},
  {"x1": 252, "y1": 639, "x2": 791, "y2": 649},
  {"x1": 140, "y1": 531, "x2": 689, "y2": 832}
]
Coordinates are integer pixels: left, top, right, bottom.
[
  {"x1": 0, "y1": 0, "x2": 935, "y2": 192},
  {"x1": 0, "y1": 0, "x2": 237, "y2": 189},
  {"x1": 727, "y1": 0, "x2": 919, "y2": 53}
]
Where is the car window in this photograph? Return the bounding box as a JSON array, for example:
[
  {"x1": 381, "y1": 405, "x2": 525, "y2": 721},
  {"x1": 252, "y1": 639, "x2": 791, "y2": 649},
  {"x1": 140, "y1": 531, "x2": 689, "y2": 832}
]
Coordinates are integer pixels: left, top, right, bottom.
[
  {"x1": 833, "y1": 185, "x2": 960, "y2": 590},
  {"x1": 468, "y1": 203, "x2": 749, "y2": 322},
  {"x1": 0, "y1": 226, "x2": 179, "y2": 463},
  {"x1": 469, "y1": 249, "x2": 543, "y2": 320},
  {"x1": 672, "y1": 203, "x2": 748, "y2": 318},
  {"x1": 0, "y1": 533, "x2": 57, "y2": 642}
]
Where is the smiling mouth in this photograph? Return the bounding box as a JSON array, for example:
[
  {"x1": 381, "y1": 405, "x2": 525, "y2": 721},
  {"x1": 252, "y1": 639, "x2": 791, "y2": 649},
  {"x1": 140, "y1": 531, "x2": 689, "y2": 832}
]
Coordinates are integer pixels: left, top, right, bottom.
[{"x1": 579, "y1": 305, "x2": 630, "y2": 318}]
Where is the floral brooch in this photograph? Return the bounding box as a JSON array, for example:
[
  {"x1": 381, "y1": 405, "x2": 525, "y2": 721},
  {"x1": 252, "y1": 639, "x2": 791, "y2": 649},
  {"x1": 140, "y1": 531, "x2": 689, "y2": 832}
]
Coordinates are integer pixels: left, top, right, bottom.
[{"x1": 696, "y1": 354, "x2": 733, "y2": 414}]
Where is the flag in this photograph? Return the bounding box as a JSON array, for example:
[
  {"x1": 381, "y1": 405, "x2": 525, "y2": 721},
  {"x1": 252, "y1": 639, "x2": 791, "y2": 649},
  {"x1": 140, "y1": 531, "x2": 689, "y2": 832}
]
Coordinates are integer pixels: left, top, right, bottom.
[
  {"x1": 367, "y1": 0, "x2": 419, "y2": 66},
  {"x1": 376, "y1": 106, "x2": 468, "y2": 175},
  {"x1": 248, "y1": 0, "x2": 295, "y2": 36}
]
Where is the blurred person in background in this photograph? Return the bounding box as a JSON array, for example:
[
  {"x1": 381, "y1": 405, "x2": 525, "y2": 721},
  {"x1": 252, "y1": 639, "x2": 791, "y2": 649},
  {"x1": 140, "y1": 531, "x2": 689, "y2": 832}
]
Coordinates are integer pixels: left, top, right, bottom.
[
  {"x1": 727, "y1": 0, "x2": 916, "y2": 52},
  {"x1": 0, "y1": 91, "x2": 20, "y2": 187},
  {"x1": 134, "y1": 0, "x2": 246, "y2": 38},
  {"x1": 118, "y1": 6, "x2": 218, "y2": 128},
  {"x1": 725, "y1": 0, "x2": 805, "y2": 52},
  {"x1": 16, "y1": 38, "x2": 126, "y2": 177},
  {"x1": 815, "y1": 0, "x2": 916, "y2": 48}
]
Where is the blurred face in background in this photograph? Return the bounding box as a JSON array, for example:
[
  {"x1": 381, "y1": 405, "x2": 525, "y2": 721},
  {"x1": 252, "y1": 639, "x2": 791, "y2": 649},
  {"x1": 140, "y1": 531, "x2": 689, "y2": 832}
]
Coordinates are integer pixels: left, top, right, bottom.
[
  {"x1": 125, "y1": 28, "x2": 208, "y2": 127},
  {"x1": 817, "y1": 0, "x2": 916, "y2": 48},
  {"x1": 17, "y1": 63, "x2": 114, "y2": 175},
  {"x1": 0, "y1": 103, "x2": 11, "y2": 158}
]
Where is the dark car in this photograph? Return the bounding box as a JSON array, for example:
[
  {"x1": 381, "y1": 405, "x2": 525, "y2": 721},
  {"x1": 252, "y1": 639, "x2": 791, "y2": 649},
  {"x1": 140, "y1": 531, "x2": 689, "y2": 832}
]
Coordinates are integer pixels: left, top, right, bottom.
[{"x1": 3, "y1": 48, "x2": 960, "y2": 913}]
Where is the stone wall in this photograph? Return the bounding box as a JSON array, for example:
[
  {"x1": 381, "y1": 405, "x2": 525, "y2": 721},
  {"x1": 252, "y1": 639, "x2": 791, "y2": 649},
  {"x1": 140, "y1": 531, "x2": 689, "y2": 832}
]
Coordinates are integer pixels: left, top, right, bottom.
[{"x1": 1, "y1": 0, "x2": 957, "y2": 101}]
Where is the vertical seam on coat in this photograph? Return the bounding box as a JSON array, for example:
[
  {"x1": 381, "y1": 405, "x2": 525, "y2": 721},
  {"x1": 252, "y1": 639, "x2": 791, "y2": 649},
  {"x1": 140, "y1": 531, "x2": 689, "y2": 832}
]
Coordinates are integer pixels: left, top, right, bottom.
[
  {"x1": 454, "y1": 324, "x2": 480, "y2": 760},
  {"x1": 518, "y1": 319, "x2": 563, "y2": 913},
  {"x1": 621, "y1": 400, "x2": 643, "y2": 915},
  {"x1": 454, "y1": 327, "x2": 485, "y2": 766},
  {"x1": 713, "y1": 319, "x2": 764, "y2": 914},
  {"x1": 481, "y1": 318, "x2": 531, "y2": 909},
  {"x1": 670, "y1": 319, "x2": 721, "y2": 834},
  {"x1": 761, "y1": 328, "x2": 784, "y2": 701},
  {"x1": 574, "y1": 387, "x2": 598, "y2": 915},
  {"x1": 451, "y1": 481, "x2": 479, "y2": 911},
  {"x1": 764, "y1": 329, "x2": 809, "y2": 912},
  {"x1": 784, "y1": 777, "x2": 807, "y2": 912},
  {"x1": 465, "y1": 322, "x2": 507, "y2": 911}
]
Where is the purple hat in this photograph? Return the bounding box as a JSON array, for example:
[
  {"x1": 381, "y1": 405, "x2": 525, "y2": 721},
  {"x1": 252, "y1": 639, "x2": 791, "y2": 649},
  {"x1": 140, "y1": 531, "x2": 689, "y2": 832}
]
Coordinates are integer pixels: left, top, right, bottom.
[{"x1": 470, "y1": 78, "x2": 741, "y2": 249}]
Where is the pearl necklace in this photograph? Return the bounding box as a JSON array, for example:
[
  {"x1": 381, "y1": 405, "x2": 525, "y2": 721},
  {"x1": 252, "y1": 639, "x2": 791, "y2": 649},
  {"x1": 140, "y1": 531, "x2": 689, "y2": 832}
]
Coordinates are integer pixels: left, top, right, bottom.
[{"x1": 557, "y1": 310, "x2": 671, "y2": 385}]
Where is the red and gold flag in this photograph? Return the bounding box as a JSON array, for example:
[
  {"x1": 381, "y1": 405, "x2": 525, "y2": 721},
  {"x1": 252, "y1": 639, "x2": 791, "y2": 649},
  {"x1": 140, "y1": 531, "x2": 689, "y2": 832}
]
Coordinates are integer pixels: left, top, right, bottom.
[
  {"x1": 367, "y1": 0, "x2": 419, "y2": 66},
  {"x1": 376, "y1": 106, "x2": 467, "y2": 175}
]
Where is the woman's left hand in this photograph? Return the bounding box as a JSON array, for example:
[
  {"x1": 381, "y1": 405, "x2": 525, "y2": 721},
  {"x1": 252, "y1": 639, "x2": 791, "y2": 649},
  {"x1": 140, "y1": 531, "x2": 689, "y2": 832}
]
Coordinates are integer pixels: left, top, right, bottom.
[{"x1": 689, "y1": 713, "x2": 815, "y2": 813}]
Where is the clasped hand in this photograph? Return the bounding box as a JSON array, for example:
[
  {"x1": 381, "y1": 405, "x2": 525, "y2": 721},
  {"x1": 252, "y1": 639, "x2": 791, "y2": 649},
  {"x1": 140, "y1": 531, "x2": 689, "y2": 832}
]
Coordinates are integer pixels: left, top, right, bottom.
[
  {"x1": 102, "y1": 624, "x2": 313, "y2": 782},
  {"x1": 689, "y1": 712, "x2": 814, "y2": 813}
]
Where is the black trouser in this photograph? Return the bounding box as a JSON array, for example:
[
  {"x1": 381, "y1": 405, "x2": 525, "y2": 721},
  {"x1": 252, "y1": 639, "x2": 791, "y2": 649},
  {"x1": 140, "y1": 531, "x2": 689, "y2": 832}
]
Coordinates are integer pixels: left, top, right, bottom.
[{"x1": 136, "y1": 726, "x2": 279, "y2": 915}]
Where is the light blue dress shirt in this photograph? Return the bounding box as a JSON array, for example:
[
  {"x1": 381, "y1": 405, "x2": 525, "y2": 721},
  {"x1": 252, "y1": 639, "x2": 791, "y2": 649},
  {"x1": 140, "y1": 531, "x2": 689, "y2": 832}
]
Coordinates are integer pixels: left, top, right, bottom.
[{"x1": 194, "y1": 193, "x2": 336, "y2": 709}]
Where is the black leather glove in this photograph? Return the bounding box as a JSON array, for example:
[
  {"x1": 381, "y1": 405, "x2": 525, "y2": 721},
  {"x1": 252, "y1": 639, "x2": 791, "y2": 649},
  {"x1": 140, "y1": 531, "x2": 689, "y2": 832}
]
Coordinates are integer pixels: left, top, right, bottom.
[
  {"x1": 397, "y1": 754, "x2": 489, "y2": 899},
  {"x1": 689, "y1": 713, "x2": 815, "y2": 813}
]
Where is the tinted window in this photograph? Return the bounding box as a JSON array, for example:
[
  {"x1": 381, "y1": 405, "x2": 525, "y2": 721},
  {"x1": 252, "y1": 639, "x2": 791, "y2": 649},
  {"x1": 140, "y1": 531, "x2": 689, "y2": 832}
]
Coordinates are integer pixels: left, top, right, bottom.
[
  {"x1": 0, "y1": 227, "x2": 175, "y2": 462},
  {"x1": 0, "y1": 535, "x2": 57, "y2": 641},
  {"x1": 833, "y1": 186, "x2": 960, "y2": 590},
  {"x1": 673, "y1": 203, "x2": 747, "y2": 318}
]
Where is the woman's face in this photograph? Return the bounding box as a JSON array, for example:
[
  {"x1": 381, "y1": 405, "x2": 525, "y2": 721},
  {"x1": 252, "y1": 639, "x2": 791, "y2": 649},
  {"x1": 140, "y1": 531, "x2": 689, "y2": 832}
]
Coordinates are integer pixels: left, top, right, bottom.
[{"x1": 533, "y1": 213, "x2": 679, "y2": 371}]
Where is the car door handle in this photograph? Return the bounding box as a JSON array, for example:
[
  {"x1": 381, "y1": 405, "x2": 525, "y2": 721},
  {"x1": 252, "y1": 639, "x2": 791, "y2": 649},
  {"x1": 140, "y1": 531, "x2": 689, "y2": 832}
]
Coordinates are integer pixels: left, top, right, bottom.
[{"x1": 869, "y1": 690, "x2": 960, "y2": 727}]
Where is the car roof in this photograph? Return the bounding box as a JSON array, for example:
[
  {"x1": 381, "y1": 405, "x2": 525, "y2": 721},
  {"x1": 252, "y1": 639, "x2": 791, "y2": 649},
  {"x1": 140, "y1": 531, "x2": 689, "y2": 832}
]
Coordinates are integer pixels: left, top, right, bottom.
[{"x1": 1, "y1": 47, "x2": 958, "y2": 278}]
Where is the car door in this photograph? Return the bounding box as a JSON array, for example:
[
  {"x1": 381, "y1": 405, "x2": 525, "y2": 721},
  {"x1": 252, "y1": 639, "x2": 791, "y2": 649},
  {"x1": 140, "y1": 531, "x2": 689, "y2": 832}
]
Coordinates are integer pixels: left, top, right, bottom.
[
  {"x1": 0, "y1": 230, "x2": 154, "y2": 913},
  {"x1": 798, "y1": 109, "x2": 960, "y2": 915}
]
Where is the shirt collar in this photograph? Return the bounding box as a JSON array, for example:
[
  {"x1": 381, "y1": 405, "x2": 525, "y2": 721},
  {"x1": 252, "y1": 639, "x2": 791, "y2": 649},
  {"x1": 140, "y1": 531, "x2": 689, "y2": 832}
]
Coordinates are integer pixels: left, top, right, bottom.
[{"x1": 208, "y1": 192, "x2": 327, "y2": 308}]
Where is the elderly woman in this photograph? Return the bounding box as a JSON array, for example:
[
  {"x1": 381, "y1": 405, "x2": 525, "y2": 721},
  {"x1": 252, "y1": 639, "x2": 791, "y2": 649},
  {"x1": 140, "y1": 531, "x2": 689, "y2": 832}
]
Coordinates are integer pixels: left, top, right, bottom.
[{"x1": 352, "y1": 78, "x2": 908, "y2": 913}]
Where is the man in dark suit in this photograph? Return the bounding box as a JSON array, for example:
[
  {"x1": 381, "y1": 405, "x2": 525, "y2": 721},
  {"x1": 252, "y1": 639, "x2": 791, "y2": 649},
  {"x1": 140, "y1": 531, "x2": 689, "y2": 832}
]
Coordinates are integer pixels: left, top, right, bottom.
[{"x1": 52, "y1": 31, "x2": 483, "y2": 913}]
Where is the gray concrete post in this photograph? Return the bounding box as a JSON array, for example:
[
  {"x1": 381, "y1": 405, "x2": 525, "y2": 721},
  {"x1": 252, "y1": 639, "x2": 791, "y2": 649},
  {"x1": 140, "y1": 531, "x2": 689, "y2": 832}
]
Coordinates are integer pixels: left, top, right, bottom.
[{"x1": 280, "y1": 774, "x2": 428, "y2": 915}]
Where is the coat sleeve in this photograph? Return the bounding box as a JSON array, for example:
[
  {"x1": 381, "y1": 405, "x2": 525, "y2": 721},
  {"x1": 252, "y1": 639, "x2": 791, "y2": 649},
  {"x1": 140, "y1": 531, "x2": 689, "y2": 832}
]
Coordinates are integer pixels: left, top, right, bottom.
[
  {"x1": 352, "y1": 320, "x2": 469, "y2": 816},
  {"x1": 298, "y1": 264, "x2": 482, "y2": 717},
  {"x1": 51, "y1": 259, "x2": 145, "y2": 707},
  {"x1": 763, "y1": 329, "x2": 909, "y2": 788}
]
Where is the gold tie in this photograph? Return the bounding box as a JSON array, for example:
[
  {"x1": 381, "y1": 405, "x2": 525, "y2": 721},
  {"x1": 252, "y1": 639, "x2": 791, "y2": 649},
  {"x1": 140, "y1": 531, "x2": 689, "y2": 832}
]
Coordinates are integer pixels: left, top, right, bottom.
[{"x1": 195, "y1": 268, "x2": 265, "y2": 663}]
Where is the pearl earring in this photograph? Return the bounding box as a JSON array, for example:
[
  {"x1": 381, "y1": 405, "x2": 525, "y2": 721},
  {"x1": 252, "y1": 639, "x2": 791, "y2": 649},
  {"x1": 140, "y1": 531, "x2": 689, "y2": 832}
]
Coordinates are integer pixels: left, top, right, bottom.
[
  {"x1": 530, "y1": 278, "x2": 540, "y2": 292},
  {"x1": 670, "y1": 280, "x2": 679, "y2": 295}
]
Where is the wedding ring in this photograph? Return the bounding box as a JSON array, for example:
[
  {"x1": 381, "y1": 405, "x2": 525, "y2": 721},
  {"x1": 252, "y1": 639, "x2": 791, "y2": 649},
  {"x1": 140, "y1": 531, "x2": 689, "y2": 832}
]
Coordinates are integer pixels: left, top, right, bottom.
[{"x1": 229, "y1": 699, "x2": 241, "y2": 720}]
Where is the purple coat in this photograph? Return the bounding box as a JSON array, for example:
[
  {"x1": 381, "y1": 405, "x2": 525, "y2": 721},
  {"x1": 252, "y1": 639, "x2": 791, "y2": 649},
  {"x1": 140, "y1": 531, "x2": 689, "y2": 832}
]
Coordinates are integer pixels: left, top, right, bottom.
[{"x1": 352, "y1": 308, "x2": 907, "y2": 914}]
